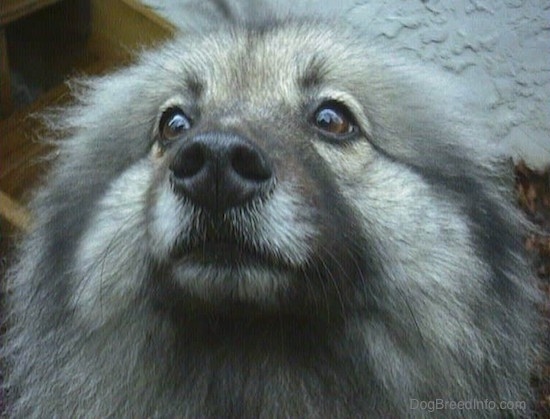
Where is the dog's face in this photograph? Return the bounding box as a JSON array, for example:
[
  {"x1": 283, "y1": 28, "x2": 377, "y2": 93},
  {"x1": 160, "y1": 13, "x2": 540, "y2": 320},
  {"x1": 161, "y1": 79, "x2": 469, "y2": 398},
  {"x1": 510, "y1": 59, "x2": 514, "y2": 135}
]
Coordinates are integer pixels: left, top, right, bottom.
[{"x1": 69, "y1": 23, "x2": 484, "y2": 327}]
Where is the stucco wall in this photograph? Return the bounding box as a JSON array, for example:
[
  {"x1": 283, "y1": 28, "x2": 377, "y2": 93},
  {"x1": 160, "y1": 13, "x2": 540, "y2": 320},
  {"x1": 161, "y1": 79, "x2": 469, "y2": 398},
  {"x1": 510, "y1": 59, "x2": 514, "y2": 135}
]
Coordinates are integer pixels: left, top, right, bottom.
[{"x1": 142, "y1": 0, "x2": 550, "y2": 168}]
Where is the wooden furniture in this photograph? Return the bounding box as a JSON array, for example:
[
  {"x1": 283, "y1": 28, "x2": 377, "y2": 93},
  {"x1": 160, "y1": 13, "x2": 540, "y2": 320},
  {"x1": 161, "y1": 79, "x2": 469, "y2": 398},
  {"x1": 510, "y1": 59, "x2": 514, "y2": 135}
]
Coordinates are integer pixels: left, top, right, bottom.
[
  {"x1": 0, "y1": 0, "x2": 175, "y2": 230},
  {"x1": 1, "y1": 0, "x2": 64, "y2": 25},
  {"x1": 0, "y1": 27, "x2": 10, "y2": 116},
  {"x1": 1, "y1": 0, "x2": 66, "y2": 116}
]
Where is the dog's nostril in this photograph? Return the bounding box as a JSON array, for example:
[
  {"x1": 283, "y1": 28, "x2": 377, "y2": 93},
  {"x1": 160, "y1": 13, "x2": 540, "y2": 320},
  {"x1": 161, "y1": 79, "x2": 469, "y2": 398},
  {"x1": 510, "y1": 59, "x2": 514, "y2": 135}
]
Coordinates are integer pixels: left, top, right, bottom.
[
  {"x1": 171, "y1": 142, "x2": 206, "y2": 178},
  {"x1": 231, "y1": 144, "x2": 273, "y2": 182},
  {"x1": 169, "y1": 133, "x2": 274, "y2": 211}
]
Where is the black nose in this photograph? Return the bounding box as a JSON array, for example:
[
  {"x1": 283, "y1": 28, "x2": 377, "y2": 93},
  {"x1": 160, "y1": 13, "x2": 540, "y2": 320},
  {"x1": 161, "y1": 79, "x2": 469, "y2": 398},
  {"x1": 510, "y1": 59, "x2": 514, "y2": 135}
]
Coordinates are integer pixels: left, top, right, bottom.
[{"x1": 169, "y1": 133, "x2": 274, "y2": 211}]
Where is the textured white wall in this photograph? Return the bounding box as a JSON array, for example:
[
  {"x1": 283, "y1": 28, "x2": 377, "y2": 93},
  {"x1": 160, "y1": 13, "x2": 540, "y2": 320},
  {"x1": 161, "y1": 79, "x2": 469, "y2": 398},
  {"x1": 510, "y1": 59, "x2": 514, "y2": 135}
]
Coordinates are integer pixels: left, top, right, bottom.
[{"x1": 142, "y1": 0, "x2": 550, "y2": 167}]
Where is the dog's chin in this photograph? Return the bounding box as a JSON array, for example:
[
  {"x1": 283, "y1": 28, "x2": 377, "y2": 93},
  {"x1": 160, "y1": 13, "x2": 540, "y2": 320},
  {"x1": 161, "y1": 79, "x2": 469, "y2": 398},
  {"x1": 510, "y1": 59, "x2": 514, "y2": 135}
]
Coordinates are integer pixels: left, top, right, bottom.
[{"x1": 166, "y1": 238, "x2": 299, "y2": 307}]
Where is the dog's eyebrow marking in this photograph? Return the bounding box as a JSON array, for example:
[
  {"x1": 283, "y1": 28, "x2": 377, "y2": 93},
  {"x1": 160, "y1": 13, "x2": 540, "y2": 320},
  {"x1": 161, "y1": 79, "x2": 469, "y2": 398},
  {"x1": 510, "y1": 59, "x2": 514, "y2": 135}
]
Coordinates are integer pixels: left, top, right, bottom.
[
  {"x1": 185, "y1": 73, "x2": 204, "y2": 99},
  {"x1": 299, "y1": 54, "x2": 329, "y2": 90}
]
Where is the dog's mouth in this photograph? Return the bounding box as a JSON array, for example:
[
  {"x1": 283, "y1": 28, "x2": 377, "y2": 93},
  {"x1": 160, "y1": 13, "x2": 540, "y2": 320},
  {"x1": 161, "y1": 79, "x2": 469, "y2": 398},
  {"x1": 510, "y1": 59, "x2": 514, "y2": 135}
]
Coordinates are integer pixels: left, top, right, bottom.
[
  {"x1": 161, "y1": 221, "x2": 303, "y2": 307},
  {"x1": 169, "y1": 219, "x2": 292, "y2": 271},
  {"x1": 181, "y1": 240, "x2": 273, "y2": 267}
]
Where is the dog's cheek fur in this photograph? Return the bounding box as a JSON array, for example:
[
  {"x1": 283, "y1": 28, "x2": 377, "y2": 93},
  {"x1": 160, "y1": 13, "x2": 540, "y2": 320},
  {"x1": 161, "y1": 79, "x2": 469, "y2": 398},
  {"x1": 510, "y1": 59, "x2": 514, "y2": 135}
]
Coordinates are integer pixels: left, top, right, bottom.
[
  {"x1": 72, "y1": 159, "x2": 155, "y2": 328},
  {"x1": 313, "y1": 137, "x2": 538, "y2": 405}
]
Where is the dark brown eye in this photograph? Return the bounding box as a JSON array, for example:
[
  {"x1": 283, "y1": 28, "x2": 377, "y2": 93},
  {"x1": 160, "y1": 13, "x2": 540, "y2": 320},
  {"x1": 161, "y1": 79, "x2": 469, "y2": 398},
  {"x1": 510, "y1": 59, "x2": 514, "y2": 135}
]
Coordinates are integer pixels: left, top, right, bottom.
[
  {"x1": 313, "y1": 101, "x2": 356, "y2": 137},
  {"x1": 159, "y1": 107, "x2": 192, "y2": 141}
]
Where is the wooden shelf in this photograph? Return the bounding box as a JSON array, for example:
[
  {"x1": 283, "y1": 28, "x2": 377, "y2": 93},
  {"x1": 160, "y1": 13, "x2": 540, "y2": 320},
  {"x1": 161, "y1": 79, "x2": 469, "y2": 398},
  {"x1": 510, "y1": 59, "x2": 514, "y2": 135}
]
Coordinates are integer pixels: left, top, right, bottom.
[
  {"x1": 0, "y1": 0, "x2": 175, "y2": 230},
  {"x1": 1, "y1": 1, "x2": 68, "y2": 116},
  {"x1": 0, "y1": 0, "x2": 64, "y2": 26}
]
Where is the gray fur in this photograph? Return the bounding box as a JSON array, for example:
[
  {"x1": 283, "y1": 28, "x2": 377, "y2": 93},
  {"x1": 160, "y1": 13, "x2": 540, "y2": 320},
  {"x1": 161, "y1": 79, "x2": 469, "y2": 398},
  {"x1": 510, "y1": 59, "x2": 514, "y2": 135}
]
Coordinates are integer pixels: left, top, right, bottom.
[{"x1": 4, "y1": 18, "x2": 541, "y2": 418}]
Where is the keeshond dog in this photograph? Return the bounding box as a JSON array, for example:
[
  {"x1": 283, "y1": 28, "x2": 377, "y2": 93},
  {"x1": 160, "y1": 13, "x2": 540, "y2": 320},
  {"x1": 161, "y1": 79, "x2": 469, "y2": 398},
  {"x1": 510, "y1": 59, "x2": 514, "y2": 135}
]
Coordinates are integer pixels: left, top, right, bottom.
[{"x1": 3, "y1": 16, "x2": 541, "y2": 418}]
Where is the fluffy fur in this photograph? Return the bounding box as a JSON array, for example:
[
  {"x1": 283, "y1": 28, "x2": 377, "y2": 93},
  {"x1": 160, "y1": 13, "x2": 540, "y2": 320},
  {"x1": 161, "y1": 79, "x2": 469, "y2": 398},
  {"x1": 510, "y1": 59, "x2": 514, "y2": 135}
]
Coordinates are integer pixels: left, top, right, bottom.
[{"x1": 4, "y1": 17, "x2": 540, "y2": 418}]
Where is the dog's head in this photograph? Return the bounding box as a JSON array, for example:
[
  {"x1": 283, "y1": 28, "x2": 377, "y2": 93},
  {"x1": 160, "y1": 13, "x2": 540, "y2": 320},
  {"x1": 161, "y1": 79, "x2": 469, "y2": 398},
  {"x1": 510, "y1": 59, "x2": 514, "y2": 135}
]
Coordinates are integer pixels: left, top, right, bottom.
[{"x1": 42, "y1": 21, "x2": 525, "y2": 330}]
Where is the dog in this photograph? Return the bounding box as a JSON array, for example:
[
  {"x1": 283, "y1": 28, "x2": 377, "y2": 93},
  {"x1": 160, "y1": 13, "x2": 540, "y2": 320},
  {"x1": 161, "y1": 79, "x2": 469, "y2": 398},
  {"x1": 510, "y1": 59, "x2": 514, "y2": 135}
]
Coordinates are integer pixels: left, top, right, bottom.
[{"x1": 4, "y1": 16, "x2": 540, "y2": 418}]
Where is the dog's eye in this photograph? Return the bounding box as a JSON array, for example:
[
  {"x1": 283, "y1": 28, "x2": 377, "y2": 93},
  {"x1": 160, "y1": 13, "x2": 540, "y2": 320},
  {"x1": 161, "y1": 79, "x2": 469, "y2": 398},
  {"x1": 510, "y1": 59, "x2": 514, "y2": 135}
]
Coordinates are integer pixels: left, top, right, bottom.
[
  {"x1": 312, "y1": 101, "x2": 356, "y2": 137},
  {"x1": 159, "y1": 107, "x2": 192, "y2": 141}
]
